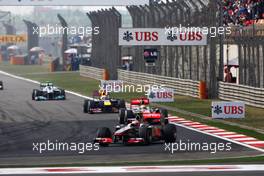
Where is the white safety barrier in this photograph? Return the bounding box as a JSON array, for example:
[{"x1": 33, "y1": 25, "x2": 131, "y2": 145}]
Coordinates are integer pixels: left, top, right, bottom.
[
  {"x1": 80, "y1": 67, "x2": 264, "y2": 109},
  {"x1": 118, "y1": 69, "x2": 199, "y2": 97},
  {"x1": 80, "y1": 65, "x2": 104, "y2": 80},
  {"x1": 219, "y1": 82, "x2": 264, "y2": 108}
]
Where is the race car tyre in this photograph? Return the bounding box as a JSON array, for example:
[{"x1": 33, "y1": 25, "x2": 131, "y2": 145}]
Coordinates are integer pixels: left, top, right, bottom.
[
  {"x1": 139, "y1": 126, "x2": 152, "y2": 145},
  {"x1": 160, "y1": 108, "x2": 168, "y2": 117},
  {"x1": 0, "y1": 81, "x2": 3, "y2": 90},
  {"x1": 159, "y1": 109, "x2": 168, "y2": 125},
  {"x1": 32, "y1": 89, "x2": 38, "y2": 100},
  {"x1": 125, "y1": 109, "x2": 134, "y2": 120},
  {"x1": 163, "y1": 124, "x2": 177, "y2": 143},
  {"x1": 160, "y1": 108, "x2": 169, "y2": 125},
  {"x1": 122, "y1": 136, "x2": 129, "y2": 145},
  {"x1": 83, "y1": 100, "x2": 89, "y2": 113},
  {"x1": 61, "y1": 90, "x2": 66, "y2": 100},
  {"x1": 118, "y1": 99, "x2": 126, "y2": 109},
  {"x1": 96, "y1": 127, "x2": 112, "y2": 147},
  {"x1": 87, "y1": 100, "x2": 95, "y2": 114},
  {"x1": 119, "y1": 108, "x2": 127, "y2": 124}
]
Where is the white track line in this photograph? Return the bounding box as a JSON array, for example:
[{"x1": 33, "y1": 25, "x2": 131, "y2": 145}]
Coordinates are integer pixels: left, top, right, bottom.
[
  {"x1": 232, "y1": 137, "x2": 257, "y2": 141},
  {"x1": 223, "y1": 134, "x2": 247, "y2": 138},
  {"x1": 204, "y1": 129, "x2": 226, "y2": 133},
  {"x1": 182, "y1": 122, "x2": 201, "y2": 125},
  {"x1": 1, "y1": 70, "x2": 264, "y2": 153},
  {"x1": 213, "y1": 132, "x2": 237, "y2": 135},
  {"x1": 244, "y1": 141, "x2": 264, "y2": 144}
]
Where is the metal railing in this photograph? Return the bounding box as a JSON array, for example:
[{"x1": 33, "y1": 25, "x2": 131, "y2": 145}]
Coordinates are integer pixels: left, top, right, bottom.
[
  {"x1": 219, "y1": 82, "x2": 264, "y2": 108},
  {"x1": 80, "y1": 65, "x2": 104, "y2": 80},
  {"x1": 118, "y1": 69, "x2": 199, "y2": 97}
]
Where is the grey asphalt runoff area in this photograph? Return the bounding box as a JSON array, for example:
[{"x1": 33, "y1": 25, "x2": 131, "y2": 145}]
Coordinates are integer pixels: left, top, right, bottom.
[{"x1": 0, "y1": 72, "x2": 262, "y2": 167}]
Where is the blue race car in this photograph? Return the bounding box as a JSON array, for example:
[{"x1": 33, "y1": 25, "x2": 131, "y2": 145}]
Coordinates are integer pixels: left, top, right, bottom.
[{"x1": 83, "y1": 90, "x2": 126, "y2": 114}]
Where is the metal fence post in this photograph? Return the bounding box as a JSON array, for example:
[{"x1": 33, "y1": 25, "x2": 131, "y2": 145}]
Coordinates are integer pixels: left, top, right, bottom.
[
  {"x1": 57, "y1": 14, "x2": 68, "y2": 69},
  {"x1": 23, "y1": 20, "x2": 39, "y2": 61}
]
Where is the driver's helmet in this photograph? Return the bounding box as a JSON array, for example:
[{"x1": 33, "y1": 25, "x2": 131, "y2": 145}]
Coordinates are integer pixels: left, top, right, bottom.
[
  {"x1": 140, "y1": 105, "x2": 147, "y2": 111},
  {"x1": 99, "y1": 89, "x2": 109, "y2": 100},
  {"x1": 47, "y1": 82, "x2": 53, "y2": 87},
  {"x1": 131, "y1": 119, "x2": 140, "y2": 126},
  {"x1": 99, "y1": 89, "x2": 108, "y2": 96},
  {"x1": 154, "y1": 108, "x2": 160, "y2": 113},
  {"x1": 132, "y1": 106, "x2": 140, "y2": 112}
]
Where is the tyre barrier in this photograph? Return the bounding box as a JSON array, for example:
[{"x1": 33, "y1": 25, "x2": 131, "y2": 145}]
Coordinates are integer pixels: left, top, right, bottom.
[{"x1": 10, "y1": 55, "x2": 25, "y2": 65}]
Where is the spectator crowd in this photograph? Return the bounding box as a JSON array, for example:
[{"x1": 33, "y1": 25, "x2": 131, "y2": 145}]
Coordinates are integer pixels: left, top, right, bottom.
[{"x1": 223, "y1": 0, "x2": 264, "y2": 26}]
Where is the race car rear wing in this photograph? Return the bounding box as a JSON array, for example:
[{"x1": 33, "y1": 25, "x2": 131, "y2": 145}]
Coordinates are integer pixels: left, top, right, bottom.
[
  {"x1": 143, "y1": 113, "x2": 161, "y2": 119},
  {"x1": 130, "y1": 98, "x2": 149, "y2": 105}
]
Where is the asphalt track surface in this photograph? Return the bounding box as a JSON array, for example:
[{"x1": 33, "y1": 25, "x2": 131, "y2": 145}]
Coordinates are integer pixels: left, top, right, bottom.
[{"x1": 0, "y1": 72, "x2": 262, "y2": 167}]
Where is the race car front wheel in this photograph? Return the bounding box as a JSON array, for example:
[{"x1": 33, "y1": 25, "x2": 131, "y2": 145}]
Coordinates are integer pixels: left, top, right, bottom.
[
  {"x1": 32, "y1": 89, "x2": 38, "y2": 100},
  {"x1": 61, "y1": 90, "x2": 66, "y2": 100},
  {"x1": 96, "y1": 127, "x2": 112, "y2": 147},
  {"x1": 87, "y1": 101, "x2": 95, "y2": 114},
  {"x1": 0, "y1": 81, "x2": 3, "y2": 90},
  {"x1": 163, "y1": 124, "x2": 177, "y2": 143},
  {"x1": 83, "y1": 100, "x2": 89, "y2": 113},
  {"x1": 160, "y1": 108, "x2": 169, "y2": 125},
  {"x1": 139, "y1": 126, "x2": 152, "y2": 145},
  {"x1": 119, "y1": 108, "x2": 127, "y2": 124},
  {"x1": 118, "y1": 99, "x2": 126, "y2": 109}
]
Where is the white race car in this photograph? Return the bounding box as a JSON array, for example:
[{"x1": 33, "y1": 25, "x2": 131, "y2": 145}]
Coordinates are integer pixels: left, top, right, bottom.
[{"x1": 32, "y1": 82, "x2": 66, "y2": 101}]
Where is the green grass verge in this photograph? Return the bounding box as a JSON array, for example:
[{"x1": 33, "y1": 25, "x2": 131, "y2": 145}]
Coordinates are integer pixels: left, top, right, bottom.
[
  {"x1": 0, "y1": 62, "x2": 49, "y2": 75},
  {"x1": 1, "y1": 155, "x2": 264, "y2": 168}
]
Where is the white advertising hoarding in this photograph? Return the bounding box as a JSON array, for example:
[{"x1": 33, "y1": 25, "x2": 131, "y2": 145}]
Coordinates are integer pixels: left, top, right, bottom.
[
  {"x1": 212, "y1": 101, "x2": 245, "y2": 119},
  {"x1": 148, "y1": 88, "x2": 174, "y2": 103},
  {"x1": 119, "y1": 28, "x2": 207, "y2": 46}
]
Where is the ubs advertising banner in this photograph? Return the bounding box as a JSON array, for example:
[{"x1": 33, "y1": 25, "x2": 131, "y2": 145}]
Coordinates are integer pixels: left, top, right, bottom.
[
  {"x1": 211, "y1": 101, "x2": 245, "y2": 119},
  {"x1": 147, "y1": 88, "x2": 174, "y2": 103},
  {"x1": 119, "y1": 28, "x2": 207, "y2": 46}
]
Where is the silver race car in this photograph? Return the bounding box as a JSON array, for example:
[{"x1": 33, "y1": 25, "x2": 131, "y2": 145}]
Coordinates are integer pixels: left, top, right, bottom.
[{"x1": 32, "y1": 82, "x2": 66, "y2": 101}]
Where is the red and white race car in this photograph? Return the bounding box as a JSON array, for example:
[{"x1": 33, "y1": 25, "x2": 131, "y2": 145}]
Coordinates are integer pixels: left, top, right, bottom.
[
  {"x1": 119, "y1": 97, "x2": 169, "y2": 125},
  {"x1": 94, "y1": 98, "x2": 177, "y2": 146}
]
